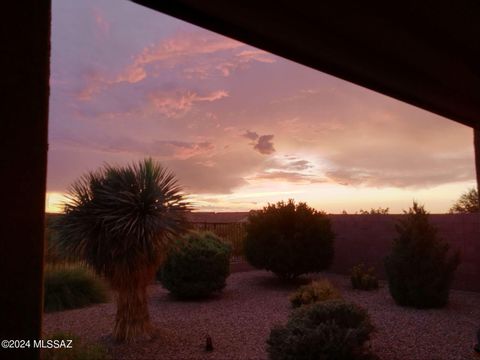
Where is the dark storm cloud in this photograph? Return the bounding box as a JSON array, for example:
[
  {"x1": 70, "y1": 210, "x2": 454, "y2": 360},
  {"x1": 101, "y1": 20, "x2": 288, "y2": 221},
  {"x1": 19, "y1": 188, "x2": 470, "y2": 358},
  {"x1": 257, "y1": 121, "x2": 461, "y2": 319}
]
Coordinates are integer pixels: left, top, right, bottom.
[{"x1": 254, "y1": 135, "x2": 275, "y2": 155}]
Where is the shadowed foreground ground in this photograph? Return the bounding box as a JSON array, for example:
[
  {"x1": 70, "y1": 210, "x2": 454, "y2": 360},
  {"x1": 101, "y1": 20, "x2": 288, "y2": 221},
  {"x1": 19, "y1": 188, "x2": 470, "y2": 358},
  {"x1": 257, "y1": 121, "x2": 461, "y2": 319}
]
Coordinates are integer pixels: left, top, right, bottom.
[{"x1": 44, "y1": 271, "x2": 480, "y2": 360}]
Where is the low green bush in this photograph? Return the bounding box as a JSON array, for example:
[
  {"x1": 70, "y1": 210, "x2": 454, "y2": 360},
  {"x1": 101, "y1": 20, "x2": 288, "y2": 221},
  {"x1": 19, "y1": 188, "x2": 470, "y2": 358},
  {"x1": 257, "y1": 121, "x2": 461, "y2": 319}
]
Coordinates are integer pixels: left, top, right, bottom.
[
  {"x1": 385, "y1": 202, "x2": 460, "y2": 308},
  {"x1": 267, "y1": 300, "x2": 376, "y2": 360},
  {"x1": 289, "y1": 279, "x2": 341, "y2": 308},
  {"x1": 42, "y1": 332, "x2": 110, "y2": 360},
  {"x1": 44, "y1": 264, "x2": 108, "y2": 312},
  {"x1": 159, "y1": 231, "x2": 231, "y2": 299},
  {"x1": 244, "y1": 200, "x2": 335, "y2": 280},
  {"x1": 351, "y1": 264, "x2": 379, "y2": 291}
]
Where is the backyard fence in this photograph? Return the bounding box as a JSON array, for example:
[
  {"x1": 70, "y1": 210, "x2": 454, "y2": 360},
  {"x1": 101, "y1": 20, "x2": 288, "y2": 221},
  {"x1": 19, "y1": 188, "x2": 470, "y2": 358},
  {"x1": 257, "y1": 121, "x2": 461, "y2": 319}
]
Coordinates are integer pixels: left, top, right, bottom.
[
  {"x1": 45, "y1": 214, "x2": 480, "y2": 291},
  {"x1": 190, "y1": 222, "x2": 246, "y2": 261}
]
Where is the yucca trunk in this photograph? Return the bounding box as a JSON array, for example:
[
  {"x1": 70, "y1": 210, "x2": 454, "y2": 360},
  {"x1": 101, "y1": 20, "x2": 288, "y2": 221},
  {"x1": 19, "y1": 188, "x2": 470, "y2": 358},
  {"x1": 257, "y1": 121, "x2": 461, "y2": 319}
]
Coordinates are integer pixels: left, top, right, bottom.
[
  {"x1": 113, "y1": 268, "x2": 154, "y2": 342},
  {"x1": 113, "y1": 284, "x2": 151, "y2": 342}
]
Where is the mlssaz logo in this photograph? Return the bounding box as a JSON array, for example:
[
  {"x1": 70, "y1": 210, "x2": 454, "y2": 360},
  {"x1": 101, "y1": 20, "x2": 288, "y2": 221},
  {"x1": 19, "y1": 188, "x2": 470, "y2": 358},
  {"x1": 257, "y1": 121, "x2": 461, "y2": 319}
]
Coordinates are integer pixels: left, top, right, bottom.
[{"x1": 34, "y1": 339, "x2": 73, "y2": 349}]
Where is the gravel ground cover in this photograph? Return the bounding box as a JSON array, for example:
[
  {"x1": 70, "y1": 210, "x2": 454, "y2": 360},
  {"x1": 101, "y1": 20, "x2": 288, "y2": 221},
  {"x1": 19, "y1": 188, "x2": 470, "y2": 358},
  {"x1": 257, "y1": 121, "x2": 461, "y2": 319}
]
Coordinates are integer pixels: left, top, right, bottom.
[{"x1": 43, "y1": 270, "x2": 480, "y2": 360}]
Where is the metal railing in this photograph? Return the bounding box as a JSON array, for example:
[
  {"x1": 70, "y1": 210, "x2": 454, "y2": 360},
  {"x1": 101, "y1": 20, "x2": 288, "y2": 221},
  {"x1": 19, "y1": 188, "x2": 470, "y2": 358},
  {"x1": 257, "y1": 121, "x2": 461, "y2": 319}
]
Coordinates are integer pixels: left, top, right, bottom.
[{"x1": 190, "y1": 222, "x2": 246, "y2": 261}]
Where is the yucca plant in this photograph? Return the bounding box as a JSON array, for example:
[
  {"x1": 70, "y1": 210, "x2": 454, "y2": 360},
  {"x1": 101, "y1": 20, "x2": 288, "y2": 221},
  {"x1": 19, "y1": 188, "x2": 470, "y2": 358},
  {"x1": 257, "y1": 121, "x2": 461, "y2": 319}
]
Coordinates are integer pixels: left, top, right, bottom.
[{"x1": 54, "y1": 158, "x2": 190, "y2": 342}]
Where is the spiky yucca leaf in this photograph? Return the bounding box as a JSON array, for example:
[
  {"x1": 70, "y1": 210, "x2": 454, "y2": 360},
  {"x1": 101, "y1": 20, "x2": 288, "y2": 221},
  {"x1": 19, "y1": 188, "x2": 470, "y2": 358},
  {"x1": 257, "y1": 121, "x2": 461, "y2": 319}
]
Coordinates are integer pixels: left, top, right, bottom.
[
  {"x1": 54, "y1": 159, "x2": 191, "y2": 341},
  {"x1": 55, "y1": 158, "x2": 190, "y2": 284}
]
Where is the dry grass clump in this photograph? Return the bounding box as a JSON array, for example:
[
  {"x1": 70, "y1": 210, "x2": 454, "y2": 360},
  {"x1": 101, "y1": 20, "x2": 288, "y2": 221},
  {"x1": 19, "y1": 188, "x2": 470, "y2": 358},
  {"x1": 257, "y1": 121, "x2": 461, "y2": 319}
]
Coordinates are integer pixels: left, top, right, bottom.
[{"x1": 289, "y1": 279, "x2": 341, "y2": 308}]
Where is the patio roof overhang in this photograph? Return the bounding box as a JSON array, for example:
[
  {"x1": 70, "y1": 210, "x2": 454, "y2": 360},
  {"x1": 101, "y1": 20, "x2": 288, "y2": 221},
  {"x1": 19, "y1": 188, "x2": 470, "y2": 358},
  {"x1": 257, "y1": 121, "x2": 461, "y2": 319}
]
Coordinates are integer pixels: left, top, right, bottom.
[{"x1": 132, "y1": 0, "x2": 480, "y2": 129}]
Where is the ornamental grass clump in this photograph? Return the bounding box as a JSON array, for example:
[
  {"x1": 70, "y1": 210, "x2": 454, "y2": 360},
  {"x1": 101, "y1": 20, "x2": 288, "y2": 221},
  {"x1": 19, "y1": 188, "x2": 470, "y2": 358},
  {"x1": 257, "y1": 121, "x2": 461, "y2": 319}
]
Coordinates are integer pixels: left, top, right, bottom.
[
  {"x1": 159, "y1": 231, "x2": 231, "y2": 299},
  {"x1": 289, "y1": 279, "x2": 341, "y2": 308},
  {"x1": 244, "y1": 199, "x2": 334, "y2": 280},
  {"x1": 267, "y1": 300, "x2": 376, "y2": 360},
  {"x1": 350, "y1": 264, "x2": 379, "y2": 291},
  {"x1": 44, "y1": 263, "x2": 108, "y2": 312},
  {"x1": 385, "y1": 202, "x2": 460, "y2": 308},
  {"x1": 54, "y1": 158, "x2": 190, "y2": 342}
]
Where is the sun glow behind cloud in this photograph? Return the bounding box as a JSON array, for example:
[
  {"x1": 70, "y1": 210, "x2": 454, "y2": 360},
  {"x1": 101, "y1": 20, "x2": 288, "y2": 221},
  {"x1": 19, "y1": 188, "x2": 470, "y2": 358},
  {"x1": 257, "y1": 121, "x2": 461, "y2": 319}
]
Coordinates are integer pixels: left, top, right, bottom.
[{"x1": 46, "y1": 0, "x2": 476, "y2": 214}]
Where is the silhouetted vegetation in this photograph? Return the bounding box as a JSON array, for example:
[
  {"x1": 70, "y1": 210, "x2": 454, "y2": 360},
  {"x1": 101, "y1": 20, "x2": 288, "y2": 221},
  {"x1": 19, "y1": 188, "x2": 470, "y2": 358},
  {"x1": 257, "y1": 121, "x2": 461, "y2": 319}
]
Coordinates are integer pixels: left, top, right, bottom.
[
  {"x1": 449, "y1": 188, "x2": 479, "y2": 213},
  {"x1": 44, "y1": 263, "x2": 108, "y2": 312},
  {"x1": 341, "y1": 207, "x2": 389, "y2": 214},
  {"x1": 45, "y1": 214, "x2": 78, "y2": 264},
  {"x1": 385, "y1": 202, "x2": 459, "y2": 308},
  {"x1": 54, "y1": 158, "x2": 190, "y2": 342},
  {"x1": 289, "y1": 279, "x2": 341, "y2": 308},
  {"x1": 244, "y1": 200, "x2": 334, "y2": 280},
  {"x1": 159, "y1": 231, "x2": 231, "y2": 299},
  {"x1": 267, "y1": 300, "x2": 376, "y2": 360},
  {"x1": 358, "y1": 207, "x2": 390, "y2": 215},
  {"x1": 351, "y1": 264, "x2": 379, "y2": 291}
]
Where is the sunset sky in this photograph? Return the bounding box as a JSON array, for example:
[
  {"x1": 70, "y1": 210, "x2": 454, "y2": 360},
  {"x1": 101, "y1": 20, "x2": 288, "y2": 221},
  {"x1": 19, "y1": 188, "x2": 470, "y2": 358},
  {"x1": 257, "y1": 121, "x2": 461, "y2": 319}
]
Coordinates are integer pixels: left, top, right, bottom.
[{"x1": 47, "y1": 0, "x2": 476, "y2": 214}]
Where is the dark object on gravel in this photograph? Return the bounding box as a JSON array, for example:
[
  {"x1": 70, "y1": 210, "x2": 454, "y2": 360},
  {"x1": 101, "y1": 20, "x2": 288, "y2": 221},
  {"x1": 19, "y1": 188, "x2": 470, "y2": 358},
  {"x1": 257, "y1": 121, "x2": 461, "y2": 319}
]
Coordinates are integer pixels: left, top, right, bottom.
[
  {"x1": 206, "y1": 335, "x2": 213, "y2": 351},
  {"x1": 475, "y1": 328, "x2": 480, "y2": 353}
]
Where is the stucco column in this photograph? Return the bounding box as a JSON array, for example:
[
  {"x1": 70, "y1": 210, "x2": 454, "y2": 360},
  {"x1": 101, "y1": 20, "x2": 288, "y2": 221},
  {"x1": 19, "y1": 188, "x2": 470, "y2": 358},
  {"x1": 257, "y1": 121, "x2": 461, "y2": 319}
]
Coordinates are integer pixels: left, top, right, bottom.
[{"x1": 0, "y1": 2, "x2": 51, "y2": 360}]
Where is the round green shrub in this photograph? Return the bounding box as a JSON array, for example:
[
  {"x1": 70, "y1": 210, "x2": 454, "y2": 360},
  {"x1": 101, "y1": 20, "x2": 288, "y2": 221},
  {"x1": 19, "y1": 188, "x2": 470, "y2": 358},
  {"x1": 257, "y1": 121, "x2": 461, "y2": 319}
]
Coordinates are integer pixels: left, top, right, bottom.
[
  {"x1": 244, "y1": 200, "x2": 334, "y2": 279},
  {"x1": 267, "y1": 300, "x2": 376, "y2": 360},
  {"x1": 289, "y1": 279, "x2": 342, "y2": 308},
  {"x1": 159, "y1": 231, "x2": 232, "y2": 299},
  {"x1": 44, "y1": 263, "x2": 108, "y2": 312},
  {"x1": 385, "y1": 202, "x2": 460, "y2": 308}
]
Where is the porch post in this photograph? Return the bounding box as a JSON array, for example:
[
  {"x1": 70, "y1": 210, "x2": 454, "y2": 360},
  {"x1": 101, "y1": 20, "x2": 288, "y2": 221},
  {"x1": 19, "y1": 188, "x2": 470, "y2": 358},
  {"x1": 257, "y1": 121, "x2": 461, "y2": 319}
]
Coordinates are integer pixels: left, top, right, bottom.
[{"x1": 0, "y1": 2, "x2": 51, "y2": 360}]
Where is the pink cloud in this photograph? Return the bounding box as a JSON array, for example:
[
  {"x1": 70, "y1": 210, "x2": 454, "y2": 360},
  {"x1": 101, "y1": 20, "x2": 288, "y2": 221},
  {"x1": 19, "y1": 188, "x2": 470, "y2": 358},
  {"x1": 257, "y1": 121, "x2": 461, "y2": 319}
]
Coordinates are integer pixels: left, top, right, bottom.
[
  {"x1": 116, "y1": 66, "x2": 147, "y2": 84},
  {"x1": 115, "y1": 32, "x2": 276, "y2": 83},
  {"x1": 56, "y1": 131, "x2": 216, "y2": 160},
  {"x1": 92, "y1": 8, "x2": 110, "y2": 38},
  {"x1": 114, "y1": 33, "x2": 244, "y2": 84},
  {"x1": 242, "y1": 130, "x2": 259, "y2": 141},
  {"x1": 137, "y1": 33, "x2": 243, "y2": 65},
  {"x1": 236, "y1": 49, "x2": 276, "y2": 63},
  {"x1": 149, "y1": 90, "x2": 228, "y2": 118},
  {"x1": 76, "y1": 71, "x2": 105, "y2": 100},
  {"x1": 254, "y1": 135, "x2": 275, "y2": 155},
  {"x1": 249, "y1": 170, "x2": 326, "y2": 184},
  {"x1": 243, "y1": 130, "x2": 276, "y2": 155},
  {"x1": 215, "y1": 49, "x2": 277, "y2": 76},
  {"x1": 75, "y1": 31, "x2": 275, "y2": 106}
]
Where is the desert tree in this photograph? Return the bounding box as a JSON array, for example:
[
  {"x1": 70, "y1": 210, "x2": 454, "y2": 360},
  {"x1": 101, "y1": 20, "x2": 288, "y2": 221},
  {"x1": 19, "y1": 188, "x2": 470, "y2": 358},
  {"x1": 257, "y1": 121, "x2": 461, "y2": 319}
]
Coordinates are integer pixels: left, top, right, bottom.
[
  {"x1": 449, "y1": 188, "x2": 479, "y2": 213},
  {"x1": 54, "y1": 158, "x2": 190, "y2": 342}
]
